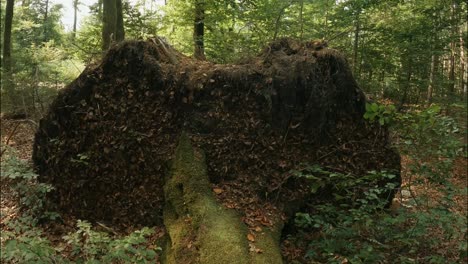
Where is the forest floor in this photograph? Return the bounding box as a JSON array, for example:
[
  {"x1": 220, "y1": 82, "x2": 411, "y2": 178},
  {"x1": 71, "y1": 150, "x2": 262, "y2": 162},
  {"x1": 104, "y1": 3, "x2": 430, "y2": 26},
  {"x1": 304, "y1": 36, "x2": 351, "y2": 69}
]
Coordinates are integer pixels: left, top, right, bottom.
[{"x1": 1, "y1": 109, "x2": 467, "y2": 262}]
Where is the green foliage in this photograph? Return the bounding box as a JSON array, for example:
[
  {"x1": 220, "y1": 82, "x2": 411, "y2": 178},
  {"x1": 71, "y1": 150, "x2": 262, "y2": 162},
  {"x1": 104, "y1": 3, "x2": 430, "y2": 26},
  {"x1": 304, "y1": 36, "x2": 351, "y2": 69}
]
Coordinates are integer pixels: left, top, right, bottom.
[
  {"x1": 294, "y1": 105, "x2": 467, "y2": 263},
  {"x1": 63, "y1": 220, "x2": 161, "y2": 263},
  {"x1": 0, "y1": 146, "x2": 161, "y2": 263},
  {"x1": 1, "y1": 217, "x2": 161, "y2": 264},
  {"x1": 396, "y1": 105, "x2": 463, "y2": 193},
  {"x1": 1, "y1": 146, "x2": 55, "y2": 218},
  {"x1": 1, "y1": 216, "x2": 65, "y2": 263},
  {"x1": 295, "y1": 202, "x2": 466, "y2": 263},
  {"x1": 364, "y1": 102, "x2": 396, "y2": 125},
  {"x1": 292, "y1": 165, "x2": 398, "y2": 205}
]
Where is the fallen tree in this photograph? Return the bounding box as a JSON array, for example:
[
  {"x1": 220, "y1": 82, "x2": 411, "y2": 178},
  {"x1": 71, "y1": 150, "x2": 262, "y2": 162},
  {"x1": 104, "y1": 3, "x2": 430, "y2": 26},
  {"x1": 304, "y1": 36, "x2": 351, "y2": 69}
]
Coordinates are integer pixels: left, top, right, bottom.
[{"x1": 33, "y1": 37, "x2": 401, "y2": 262}]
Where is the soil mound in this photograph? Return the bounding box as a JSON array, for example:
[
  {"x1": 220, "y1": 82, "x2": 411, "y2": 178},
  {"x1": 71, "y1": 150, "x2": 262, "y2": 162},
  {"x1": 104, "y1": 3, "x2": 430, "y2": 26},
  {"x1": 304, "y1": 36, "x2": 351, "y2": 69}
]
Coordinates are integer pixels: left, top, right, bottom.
[{"x1": 33, "y1": 38, "x2": 400, "y2": 226}]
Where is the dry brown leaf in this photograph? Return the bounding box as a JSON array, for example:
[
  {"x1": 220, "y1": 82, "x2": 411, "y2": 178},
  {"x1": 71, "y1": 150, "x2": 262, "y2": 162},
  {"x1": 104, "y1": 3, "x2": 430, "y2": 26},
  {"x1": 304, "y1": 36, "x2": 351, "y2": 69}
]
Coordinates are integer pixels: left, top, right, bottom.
[
  {"x1": 247, "y1": 233, "x2": 255, "y2": 242},
  {"x1": 213, "y1": 188, "x2": 223, "y2": 194}
]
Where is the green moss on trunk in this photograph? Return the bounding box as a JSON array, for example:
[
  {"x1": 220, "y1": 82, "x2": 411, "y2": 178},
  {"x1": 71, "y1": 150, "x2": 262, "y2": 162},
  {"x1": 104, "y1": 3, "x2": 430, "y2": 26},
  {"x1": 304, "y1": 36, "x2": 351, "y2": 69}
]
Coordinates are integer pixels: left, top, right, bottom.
[{"x1": 163, "y1": 133, "x2": 283, "y2": 264}]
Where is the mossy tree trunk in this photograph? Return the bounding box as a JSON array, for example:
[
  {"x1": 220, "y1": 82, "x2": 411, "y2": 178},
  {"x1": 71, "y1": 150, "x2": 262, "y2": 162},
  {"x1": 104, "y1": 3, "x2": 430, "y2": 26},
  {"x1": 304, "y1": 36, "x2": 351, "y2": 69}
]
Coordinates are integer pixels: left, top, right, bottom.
[{"x1": 163, "y1": 133, "x2": 283, "y2": 264}]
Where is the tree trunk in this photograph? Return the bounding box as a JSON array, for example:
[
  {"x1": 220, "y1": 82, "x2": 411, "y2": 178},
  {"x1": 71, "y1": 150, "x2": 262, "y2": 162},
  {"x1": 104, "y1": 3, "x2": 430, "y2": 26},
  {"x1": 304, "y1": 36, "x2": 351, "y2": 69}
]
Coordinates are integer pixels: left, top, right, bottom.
[
  {"x1": 193, "y1": 0, "x2": 206, "y2": 60},
  {"x1": 3, "y1": 0, "x2": 15, "y2": 108},
  {"x1": 448, "y1": 1, "x2": 456, "y2": 97},
  {"x1": 380, "y1": 70, "x2": 385, "y2": 98},
  {"x1": 427, "y1": 53, "x2": 437, "y2": 104},
  {"x1": 72, "y1": 0, "x2": 78, "y2": 40},
  {"x1": 102, "y1": 0, "x2": 117, "y2": 50},
  {"x1": 299, "y1": 0, "x2": 304, "y2": 40},
  {"x1": 353, "y1": 12, "x2": 360, "y2": 77},
  {"x1": 399, "y1": 55, "x2": 413, "y2": 110},
  {"x1": 43, "y1": 0, "x2": 49, "y2": 42},
  {"x1": 459, "y1": 17, "x2": 467, "y2": 100},
  {"x1": 163, "y1": 133, "x2": 283, "y2": 263},
  {"x1": 115, "y1": 0, "x2": 125, "y2": 42}
]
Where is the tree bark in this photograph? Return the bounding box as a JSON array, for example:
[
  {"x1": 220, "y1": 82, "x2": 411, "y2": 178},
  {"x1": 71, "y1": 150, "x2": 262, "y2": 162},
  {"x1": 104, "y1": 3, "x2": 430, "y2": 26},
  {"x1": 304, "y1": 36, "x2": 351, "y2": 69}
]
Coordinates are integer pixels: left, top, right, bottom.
[
  {"x1": 352, "y1": 12, "x2": 360, "y2": 77},
  {"x1": 115, "y1": 0, "x2": 125, "y2": 42},
  {"x1": 102, "y1": 0, "x2": 117, "y2": 50},
  {"x1": 399, "y1": 54, "x2": 413, "y2": 110},
  {"x1": 193, "y1": 0, "x2": 206, "y2": 60},
  {"x1": 448, "y1": 1, "x2": 456, "y2": 97},
  {"x1": 427, "y1": 53, "x2": 437, "y2": 104},
  {"x1": 72, "y1": 0, "x2": 79, "y2": 39},
  {"x1": 3, "y1": 0, "x2": 15, "y2": 107},
  {"x1": 299, "y1": 0, "x2": 304, "y2": 40},
  {"x1": 43, "y1": 0, "x2": 49, "y2": 42},
  {"x1": 459, "y1": 15, "x2": 467, "y2": 100}
]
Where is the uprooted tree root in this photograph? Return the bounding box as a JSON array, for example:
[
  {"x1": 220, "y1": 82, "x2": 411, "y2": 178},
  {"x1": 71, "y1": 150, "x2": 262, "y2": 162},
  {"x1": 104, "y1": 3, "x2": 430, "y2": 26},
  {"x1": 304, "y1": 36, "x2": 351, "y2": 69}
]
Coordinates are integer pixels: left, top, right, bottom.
[{"x1": 32, "y1": 37, "x2": 401, "y2": 262}]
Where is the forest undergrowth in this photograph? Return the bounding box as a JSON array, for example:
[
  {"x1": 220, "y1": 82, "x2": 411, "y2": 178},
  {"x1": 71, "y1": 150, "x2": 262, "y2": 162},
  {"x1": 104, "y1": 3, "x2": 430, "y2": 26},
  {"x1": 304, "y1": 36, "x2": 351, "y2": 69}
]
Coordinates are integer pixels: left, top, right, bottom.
[{"x1": 0, "y1": 102, "x2": 467, "y2": 263}]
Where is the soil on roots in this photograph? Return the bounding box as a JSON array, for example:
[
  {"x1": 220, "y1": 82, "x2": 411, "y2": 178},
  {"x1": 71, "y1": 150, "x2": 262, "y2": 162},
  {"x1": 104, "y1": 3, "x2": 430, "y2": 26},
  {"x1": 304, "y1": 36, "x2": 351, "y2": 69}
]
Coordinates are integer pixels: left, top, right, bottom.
[{"x1": 33, "y1": 38, "x2": 401, "y2": 227}]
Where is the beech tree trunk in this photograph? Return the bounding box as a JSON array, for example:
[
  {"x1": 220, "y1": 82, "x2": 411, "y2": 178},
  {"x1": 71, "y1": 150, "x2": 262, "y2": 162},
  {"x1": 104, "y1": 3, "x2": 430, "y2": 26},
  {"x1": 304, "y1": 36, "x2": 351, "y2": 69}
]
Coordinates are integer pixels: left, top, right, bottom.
[
  {"x1": 102, "y1": 0, "x2": 116, "y2": 50},
  {"x1": 3, "y1": 0, "x2": 15, "y2": 107},
  {"x1": 353, "y1": 12, "x2": 360, "y2": 77},
  {"x1": 459, "y1": 18, "x2": 466, "y2": 100},
  {"x1": 43, "y1": 0, "x2": 49, "y2": 42},
  {"x1": 72, "y1": 0, "x2": 79, "y2": 39},
  {"x1": 102, "y1": 0, "x2": 124, "y2": 50},
  {"x1": 193, "y1": 0, "x2": 206, "y2": 60},
  {"x1": 427, "y1": 53, "x2": 437, "y2": 104},
  {"x1": 115, "y1": 0, "x2": 125, "y2": 42},
  {"x1": 448, "y1": 1, "x2": 456, "y2": 97}
]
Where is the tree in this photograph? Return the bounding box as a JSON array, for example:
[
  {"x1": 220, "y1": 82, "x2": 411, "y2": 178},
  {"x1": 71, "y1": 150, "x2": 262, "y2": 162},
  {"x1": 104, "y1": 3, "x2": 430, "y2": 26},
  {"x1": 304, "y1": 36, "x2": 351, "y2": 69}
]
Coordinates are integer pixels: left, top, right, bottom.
[
  {"x1": 2, "y1": 0, "x2": 15, "y2": 109},
  {"x1": 115, "y1": 0, "x2": 125, "y2": 41},
  {"x1": 102, "y1": 0, "x2": 124, "y2": 50},
  {"x1": 72, "y1": 0, "x2": 80, "y2": 40},
  {"x1": 193, "y1": 0, "x2": 205, "y2": 60}
]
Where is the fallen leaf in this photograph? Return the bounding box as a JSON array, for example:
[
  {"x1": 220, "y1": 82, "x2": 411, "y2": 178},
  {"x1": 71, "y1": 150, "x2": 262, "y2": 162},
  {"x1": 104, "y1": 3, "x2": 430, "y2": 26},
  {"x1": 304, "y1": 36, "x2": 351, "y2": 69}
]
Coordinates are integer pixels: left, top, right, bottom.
[
  {"x1": 213, "y1": 188, "x2": 223, "y2": 194},
  {"x1": 247, "y1": 233, "x2": 255, "y2": 242}
]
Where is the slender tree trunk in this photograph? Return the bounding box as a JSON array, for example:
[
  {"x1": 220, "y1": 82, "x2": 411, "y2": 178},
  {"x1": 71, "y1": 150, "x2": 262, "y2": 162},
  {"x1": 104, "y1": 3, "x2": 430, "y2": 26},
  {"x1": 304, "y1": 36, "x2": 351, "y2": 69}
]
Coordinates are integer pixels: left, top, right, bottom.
[
  {"x1": 448, "y1": 1, "x2": 456, "y2": 97},
  {"x1": 459, "y1": 16, "x2": 467, "y2": 100},
  {"x1": 427, "y1": 53, "x2": 438, "y2": 104},
  {"x1": 353, "y1": 12, "x2": 360, "y2": 77},
  {"x1": 299, "y1": 0, "x2": 304, "y2": 40},
  {"x1": 427, "y1": 28, "x2": 439, "y2": 104},
  {"x1": 115, "y1": 0, "x2": 125, "y2": 41},
  {"x1": 193, "y1": 0, "x2": 206, "y2": 60},
  {"x1": 72, "y1": 0, "x2": 78, "y2": 39},
  {"x1": 3, "y1": 0, "x2": 15, "y2": 108},
  {"x1": 380, "y1": 70, "x2": 385, "y2": 98},
  {"x1": 43, "y1": 0, "x2": 49, "y2": 42},
  {"x1": 102, "y1": 0, "x2": 117, "y2": 50},
  {"x1": 399, "y1": 53, "x2": 413, "y2": 110}
]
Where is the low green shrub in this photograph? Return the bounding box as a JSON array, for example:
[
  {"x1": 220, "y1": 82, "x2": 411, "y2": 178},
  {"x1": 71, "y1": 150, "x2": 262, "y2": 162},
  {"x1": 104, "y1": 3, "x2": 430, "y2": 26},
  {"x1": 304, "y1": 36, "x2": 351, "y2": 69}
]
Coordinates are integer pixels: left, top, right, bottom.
[
  {"x1": 294, "y1": 104, "x2": 467, "y2": 263},
  {"x1": 0, "y1": 146, "x2": 162, "y2": 263}
]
